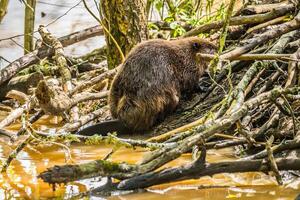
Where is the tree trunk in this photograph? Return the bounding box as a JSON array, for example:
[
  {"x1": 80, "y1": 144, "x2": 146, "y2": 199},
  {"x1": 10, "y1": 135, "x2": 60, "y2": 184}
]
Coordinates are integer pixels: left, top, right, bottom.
[
  {"x1": 100, "y1": 0, "x2": 148, "y2": 69},
  {"x1": 0, "y1": 0, "x2": 9, "y2": 23},
  {"x1": 24, "y1": 0, "x2": 36, "y2": 54}
]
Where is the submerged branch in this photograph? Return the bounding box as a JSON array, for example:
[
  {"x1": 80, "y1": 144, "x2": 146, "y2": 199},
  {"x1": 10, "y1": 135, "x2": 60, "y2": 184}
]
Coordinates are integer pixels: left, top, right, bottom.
[{"x1": 118, "y1": 158, "x2": 300, "y2": 190}]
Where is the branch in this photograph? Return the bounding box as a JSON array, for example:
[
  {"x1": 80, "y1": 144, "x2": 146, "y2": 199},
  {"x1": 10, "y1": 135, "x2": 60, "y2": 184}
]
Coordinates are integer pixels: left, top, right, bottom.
[
  {"x1": 220, "y1": 11, "x2": 300, "y2": 59},
  {"x1": 70, "y1": 66, "x2": 119, "y2": 95},
  {"x1": 182, "y1": 4, "x2": 295, "y2": 37},
  {"x1": 38, "y1": 159, "x2": 136, "y2": 184},
  {"x1": 35, "y1": 80, "x2": 108, "y2": 116},
  {"x1": 198, "y1": 53, "x2": 293, "y2": 61},
  {"x1": 118, "y1": 158, "x2": 300, "y2": 190},
  {"x1": 0, "y1": 25, "x2": 104, "y2": 86}
]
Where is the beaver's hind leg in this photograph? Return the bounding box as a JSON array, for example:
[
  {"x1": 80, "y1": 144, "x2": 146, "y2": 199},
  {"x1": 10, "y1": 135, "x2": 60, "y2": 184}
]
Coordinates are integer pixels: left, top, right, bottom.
[{"x1": 117, "y1": 91, "x2": 179, "y2": 131}]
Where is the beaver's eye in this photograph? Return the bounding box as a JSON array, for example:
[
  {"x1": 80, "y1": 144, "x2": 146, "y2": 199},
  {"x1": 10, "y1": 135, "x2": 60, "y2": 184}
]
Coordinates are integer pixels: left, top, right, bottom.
[{"x1": 192, "y1": 42, "x2": 200, "y2": 50}]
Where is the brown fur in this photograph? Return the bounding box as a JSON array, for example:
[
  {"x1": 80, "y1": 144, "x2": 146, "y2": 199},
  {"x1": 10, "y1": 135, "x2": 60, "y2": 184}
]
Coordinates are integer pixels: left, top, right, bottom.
[{"x1": 109, "y1": 37, "x2": 216, "y2": 131}]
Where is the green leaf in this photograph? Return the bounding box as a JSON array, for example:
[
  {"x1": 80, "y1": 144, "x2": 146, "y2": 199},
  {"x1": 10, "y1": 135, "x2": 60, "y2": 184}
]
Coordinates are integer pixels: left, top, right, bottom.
[
  {"x1": 148, "y1": 22, "x2": 160, "y2": 30},
  {"x1": 169, "y1": 21, "x2": 178, "y2": 29}
]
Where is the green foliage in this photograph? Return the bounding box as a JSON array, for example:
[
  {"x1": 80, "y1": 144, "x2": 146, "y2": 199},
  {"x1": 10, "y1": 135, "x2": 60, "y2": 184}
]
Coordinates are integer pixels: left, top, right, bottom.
[
  {"x1": 164, "y1": 0, "x2": 195, "y2": 37},
  {"x1": 148, "y1": 0, "x2": 227, "y2": 37},
  {"x1": 169, "y1": 21, "x2": 186, "y2": 37},
  {"x1": 154, "y1": 0, "x2": 164, "y2": 19},
  {"x1": 219, "y1": 0, "x2": 236, "y2": 53},
  {"x1": 18, "y1": 58, "x2": 58, "y2": 76},
  {"x1": 85, "y1": 134, "x2": 104, "y2": 145},
  {"x1": 194, "y1": 2, "x2": 226, "y2": 27},
  {"x1": 148, "y1": 22, "x2": 160, "y2": 30}
]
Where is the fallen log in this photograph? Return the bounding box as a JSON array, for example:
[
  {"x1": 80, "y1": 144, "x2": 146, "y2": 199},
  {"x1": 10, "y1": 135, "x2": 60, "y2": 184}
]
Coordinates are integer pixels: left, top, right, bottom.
[
  {"x1": 35, "y1": 80, "x2": 108, "y2": 116},
  {"x1": 0, "y1": 72, "x2": 44, "y2": 100},
  {"x1": 118, "y1": 158, "x2": 300, "y2": 190},
  {"x1": 0, "y1": 25, "x2": 104, "y2": 86}
]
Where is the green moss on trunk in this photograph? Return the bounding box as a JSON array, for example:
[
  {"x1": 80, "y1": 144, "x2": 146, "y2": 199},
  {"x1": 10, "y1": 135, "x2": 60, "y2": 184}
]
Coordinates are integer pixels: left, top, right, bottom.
[
  {"x1": 0, "y1": 0, "x2": 9, "y2": 23},
  {"x1": 100, "y1": 0, "x2": 148, "y2": 69}
]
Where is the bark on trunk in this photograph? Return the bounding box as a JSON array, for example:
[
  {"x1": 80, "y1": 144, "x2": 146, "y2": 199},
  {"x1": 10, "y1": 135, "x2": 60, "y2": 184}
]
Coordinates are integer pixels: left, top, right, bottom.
[
  {"x1": 100, "y1": 0, "x2": 148, "y2": 68},
  {"x1": 0, "y1": 0, "x2": 9, "y2": 23}
]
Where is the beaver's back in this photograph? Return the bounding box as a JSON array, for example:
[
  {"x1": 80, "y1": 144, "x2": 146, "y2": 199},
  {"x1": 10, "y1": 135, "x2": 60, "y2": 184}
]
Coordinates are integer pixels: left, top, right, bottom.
[{"x1": 109, "y1": 39, "x2": 181, "y2": 131}]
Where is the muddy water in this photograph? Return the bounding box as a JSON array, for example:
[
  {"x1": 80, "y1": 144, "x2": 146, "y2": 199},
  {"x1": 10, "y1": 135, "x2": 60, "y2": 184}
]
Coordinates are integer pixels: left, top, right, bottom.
[{"x1": 0, "y1": 111, "x2": 299, "y2": 199}]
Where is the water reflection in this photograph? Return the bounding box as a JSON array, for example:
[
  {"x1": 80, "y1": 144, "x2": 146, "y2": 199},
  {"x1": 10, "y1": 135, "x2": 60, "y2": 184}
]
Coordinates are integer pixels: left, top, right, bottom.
[{"x1": 111, "y1": 186, "x2": 300, "y2": 200}]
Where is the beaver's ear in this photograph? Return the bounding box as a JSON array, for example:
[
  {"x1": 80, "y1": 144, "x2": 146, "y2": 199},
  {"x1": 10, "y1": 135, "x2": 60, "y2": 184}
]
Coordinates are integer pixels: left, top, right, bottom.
[{"x1": 201, "y1": 42, "x2": 217, "y2": 54}]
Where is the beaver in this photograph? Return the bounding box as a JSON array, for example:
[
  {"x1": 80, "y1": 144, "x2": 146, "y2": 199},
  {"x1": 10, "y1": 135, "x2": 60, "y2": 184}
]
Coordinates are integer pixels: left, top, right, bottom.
[{"x1": 77, "y1": 37, "x2": 216, "y2": 136}]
